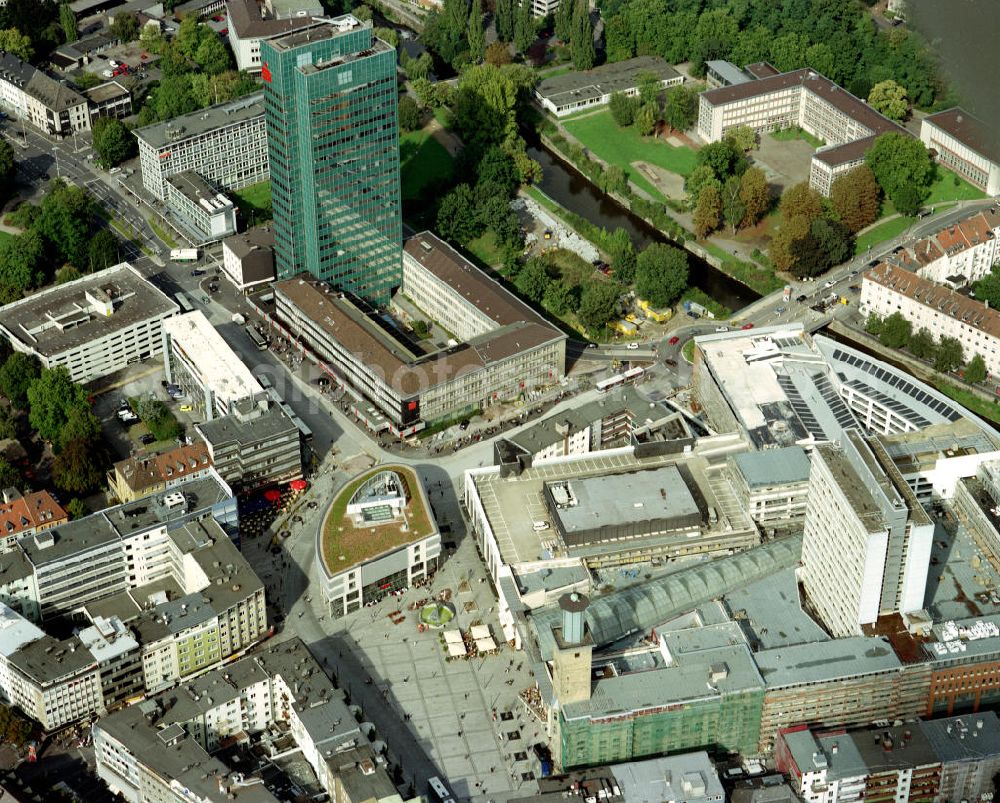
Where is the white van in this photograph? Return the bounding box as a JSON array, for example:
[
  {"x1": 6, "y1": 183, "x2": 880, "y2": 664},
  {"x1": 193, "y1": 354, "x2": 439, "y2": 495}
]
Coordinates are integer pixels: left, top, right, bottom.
[{"x1": 532, "y1": 521, "x2": 550, "y2": 532}]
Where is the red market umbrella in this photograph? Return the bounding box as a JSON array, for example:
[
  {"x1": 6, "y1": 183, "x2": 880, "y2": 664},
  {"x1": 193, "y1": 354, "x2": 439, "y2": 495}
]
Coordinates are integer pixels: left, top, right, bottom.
[
  {"x1": 290, "y1": 479, "x2": 308, "y2": 492},
  {"x1": 263, "y1": 489, "x2": 281, "y2": 503}
]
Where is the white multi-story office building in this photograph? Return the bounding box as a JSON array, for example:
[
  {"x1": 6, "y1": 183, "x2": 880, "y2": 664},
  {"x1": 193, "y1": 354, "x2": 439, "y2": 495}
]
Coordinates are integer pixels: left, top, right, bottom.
[
  {"x1": 800, "y1": 430, "x2": 933, "y2": 638},
  {"x1": 861, "y1": 262, "x2": 1000, "y2": 379},
  {"x1": 0, "y1": 263, "x2": 179, "y2": 383},
  {"x1": 164, "y1": 171, "x2": 238, "y2": 243},
  {"x1": 697, "y1": 68, "x2": 907, "y2": 196},
  {"x1": 163, "y1": 311, "x2": 264, "y2": 420},
  {"x1": 728, "y1": 446, "x2": 812, "y2": 524},
  {"x1": 921, "y1": 108, "x2": 1000, "y2": 196},
  {"x1": 133, "y1": 93, "x2": 268, "y2": 201}
]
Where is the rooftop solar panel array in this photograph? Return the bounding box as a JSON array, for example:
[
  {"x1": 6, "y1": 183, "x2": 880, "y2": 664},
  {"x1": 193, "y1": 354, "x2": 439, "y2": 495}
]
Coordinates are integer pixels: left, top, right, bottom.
[
  {"x1": 832, "y1": 348, "x2": 963, "y2": 422},
  {"x1": 776, "y1": 374, "x2": 828, "y2": 441}
]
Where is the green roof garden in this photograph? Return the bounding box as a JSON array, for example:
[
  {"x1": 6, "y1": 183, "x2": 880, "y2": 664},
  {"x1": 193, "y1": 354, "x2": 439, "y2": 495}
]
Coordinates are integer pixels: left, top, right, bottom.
[{"x1": 321, "y1": 464, "x2": 435, "y2": 574}]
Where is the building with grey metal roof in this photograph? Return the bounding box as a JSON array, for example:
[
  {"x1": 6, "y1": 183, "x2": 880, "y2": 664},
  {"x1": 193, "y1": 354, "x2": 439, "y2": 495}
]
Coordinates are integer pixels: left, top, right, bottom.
[
  {"x1": 134, "y1": 93, "x2": 268, "y2": 200},
  {"x1": 0, "y1": 262, "x2": 179, "y2": 383},
  {"x1": 611, "y1": 751, "x2": 724, "y2": 803},
  {"x1": 535, "y1": 56, "x2": 683, "y2": 117},
  {"x1": 755, "y1": 636, "x2": 901, "y2": 689}
]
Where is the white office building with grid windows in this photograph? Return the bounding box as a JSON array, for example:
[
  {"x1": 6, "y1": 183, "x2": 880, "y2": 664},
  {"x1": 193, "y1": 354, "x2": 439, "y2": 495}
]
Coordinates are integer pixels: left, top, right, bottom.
[{"x1": 133, "y1": 94, "x2": 268, "y2": 201}]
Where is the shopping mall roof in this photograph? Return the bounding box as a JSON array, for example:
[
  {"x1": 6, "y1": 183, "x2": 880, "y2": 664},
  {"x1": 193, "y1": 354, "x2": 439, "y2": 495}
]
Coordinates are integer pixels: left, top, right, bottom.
[
  {"x1": 755, "y1": 636, "x2": 901, "y2": 689},
  {"x1": 731, "y1": 446, "x2": 811, "y2": 489},
  {"x1": 531, "y1": 534, "x2": 803, "y2": 659}
]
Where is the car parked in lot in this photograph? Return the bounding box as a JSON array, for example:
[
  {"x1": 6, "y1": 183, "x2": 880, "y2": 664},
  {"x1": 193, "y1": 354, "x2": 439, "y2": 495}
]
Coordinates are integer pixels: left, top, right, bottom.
[{"x1": 796, "y1": 294, "x2": 807, "y2": 302}]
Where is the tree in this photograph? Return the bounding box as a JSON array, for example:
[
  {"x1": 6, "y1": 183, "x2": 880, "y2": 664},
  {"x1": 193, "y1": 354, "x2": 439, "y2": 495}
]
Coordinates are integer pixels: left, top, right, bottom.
[
  {"x1": 685, "y1": 165, "x2": 721, "y2": 208},
  {"x1": 878, "y1": 312, "x2": 912, "y2": 349},
  {"x1": 635, "y1": 243, "x2": 688, "y2": 308},
  {"x1": 110, "y1": 11, "x2": 138, "y2": 42},
  {"x1": 467, "y1": 0, "x2": 484, "y2": 61},
  {"x1": 965, "y1": 354, "x2": 988, "y2": 385},
  {"x1": 868, "y1": 79, "x2": 908, "y2": 122},
  {"x1": 662, "y1": 84, "x2": 696, "y2": 132},
  {"x1": 0, "y1": 28, "x2": 32, "y2": 61},
  {"x1": 0, "y1": 138, "x2": 14, "y2": 203},
  {"x1": 609, "y1": 92, "x2": 639, "y2": 127},
  {"x1": 604, "y1": 164, "x2": 627, "y2": 195},
  {"x1": 0, "y1": 353, "x2": 40, "y2": 408},
  {"x1": 495, "y1": 0, "x2": 514, "y2": 41},
  {"x1": 0, "y1": 408, "x2": 16, "y2": 441},
  {"x1": 738, "y1": 167, "x2": 769, "y2": 229},
  {"x1": 811, "y1": 218, "x2": 853, "y2": 267},
  {"x1": 0, "y1": 458, "x2": 19, "y2": 490},
  {"x1": 66, "y1": 498, "x2": 88, "y2": 520},
  {"x1": 150, "y1": 75, "x2": 199, "y2": 122},
  {"x1": 577, "y1": 281, "x2": 619, "y2": 333},
  {"x1": 0, "y1": 230, "x2": 44, "y2": 296},
  {"x1": 91, "y1": 117, "x2": 135, "y2": 168},
  {"x1": 769, "y1": 215, "x2": 811, "y2": 272},
  {"x1": 195, "y1": 33, "x2": 231, "y2": 74},
  {"x1": 725, "y1": 124, "x2": 757, "y2": 153},
  {"x1": 606, "y1": 228, "x2": 635, "y2": 283},
  {"x1": 636, "y1": 71, "x2": 661, "y2": 107},
  {"x1": 374, "y1": 26, "x2": 398, "y2": 48},
  {"x1": 636, "y1": 102, "x2": 657, "y2": 136},
  {"x1": 88, "y1": 229, "x2": 120, "y2": 272},
  {"x1": 484, "y1": 40, "x2": 512, "y2": 66},
  {"x1": 59, "y1": 2, "x2": 76, "y2": 42},
  {"x1": 865, "y1": 132, "x2": 934, "y2": 213},
  {"x1": 55, "y1": 265, "x2": 81, "y2": 284},
  {"x1": 398, "y1": 95, "x2": 421, "y2": 132},
  {"x1": 437, "y1": 184, "x2": 482, "y2": 244},
  {"x1": 696, "y1": 139, "x2": 745, "y2": 181},
  {"x1": 454, "y1": 64, "x2": 519, "y2": 148},
  {"x1": 52, "y1": 438, "x2": 102, "y2": 495},
  {"x1": 27, "y1": 366, "x2": 90, "y2": 444},
  {"x1": 34, "y1": 180, "x2": 94, "y2": 267},
  {"x1": 721, "y1": 176, "x2": 745, "y2": 234},
  {"x1": 780, "y1": 182, "x2": 825, "y2": 224},
  {"x1": 140, "y1": 24, "x2": 167, "y2": 55},
  {"x1": 934, "y1": 336, "x2": 964, "y2": 374},
  {"x1": 571, "y1": 0, "x2": 594, "y2": 70},
  {"x1": 830, "y1": 165, "x2": 881, "y2": 233},
  {"x1": 135, "y1": 398, "x2": 181, "y2": 441},
  {"x1": 974, "y1": 265, "x2": 1000, "y2": 310},
  {"x1": 554, "y1": 0, "x2": 574, "y2": 42},
  {"x1": 693, "y1": 185, "x2": 722, "y2": 238},
  {"x1": 908, "y1": 328, "x2": 936, "y2": 360},
  {"x1": 514, "y1": 0, "x2": 533, "y2": 53},
  {"x1": 59, "y1": 405, "x2": 100, "y2": 450},
  {"x1": 515, "y1": 259, "x2": 551, "y2": 303},
  {"x1": 474, "y1": 145, "x2": 519, "y2": 194},
  {"x1": 768, "y1": 31, "x2": 808, "y2": 72},
  {"x1": 543, "y1": 281, "x2": 577, "y2": 315}
]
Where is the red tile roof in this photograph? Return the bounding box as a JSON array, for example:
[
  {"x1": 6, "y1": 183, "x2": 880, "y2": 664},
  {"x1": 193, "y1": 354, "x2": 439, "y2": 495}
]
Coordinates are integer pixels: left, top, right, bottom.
[{"x1": 0, "y1": 491, "x2": 67, "y2": 538}]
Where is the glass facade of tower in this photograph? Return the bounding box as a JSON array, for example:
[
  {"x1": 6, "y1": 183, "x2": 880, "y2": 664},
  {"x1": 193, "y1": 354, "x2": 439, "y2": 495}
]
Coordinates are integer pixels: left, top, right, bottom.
[{"x1": 261, "y1": 17, "x2": 402, "y2": 305}]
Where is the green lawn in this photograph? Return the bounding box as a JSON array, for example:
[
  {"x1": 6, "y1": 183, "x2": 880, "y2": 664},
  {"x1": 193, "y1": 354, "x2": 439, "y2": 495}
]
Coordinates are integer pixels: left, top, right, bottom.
[
  {"x1": 466, "y1": 230, "x2": 504, "y2": 267},
  {"x1": 854, "y1": 215, "x2": 916, "y2": 255},
  {"x1": 925, "y1": 167, "x2": 985, "y2": 205},
  {"x1": 232, "y1": 181, "x2": 272, "y2": 225},
  {"x1": 933, "y1": 379, "x2": 1000, "y2": 426},
  {"x1": 682, "y1": 338, "x2": 696, "y2": 363},
  {"x1": 0, "y1": 231, "x2": 14, "y2": 245},
  {"x1": 769, "y1": 126, "x2": 825, "y2": 148},
  {"x1": 147, "y1": 217, "x2": 177, "y2": 249},
  {"x1": 401, "y1": 127, "x2": 454, "y2": 201},
  {"x1": 563, "y1": 110, "x2": 698, "y2": 200}
]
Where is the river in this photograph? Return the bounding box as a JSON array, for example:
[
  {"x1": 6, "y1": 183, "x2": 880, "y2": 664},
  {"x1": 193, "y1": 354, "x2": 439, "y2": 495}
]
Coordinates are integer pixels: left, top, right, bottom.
[
  {"x1": 905, "y1": 0, "x2": 1000, "y2": 131},
  {"x1": 526, "y1": 144, "x2": 760, "y2": 311}
]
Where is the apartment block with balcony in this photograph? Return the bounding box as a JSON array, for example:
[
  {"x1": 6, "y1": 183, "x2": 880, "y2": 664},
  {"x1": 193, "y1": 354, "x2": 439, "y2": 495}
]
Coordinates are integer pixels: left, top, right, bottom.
[{"x1": 860, "y1": 262, "x2": 1000, "y2": 379}]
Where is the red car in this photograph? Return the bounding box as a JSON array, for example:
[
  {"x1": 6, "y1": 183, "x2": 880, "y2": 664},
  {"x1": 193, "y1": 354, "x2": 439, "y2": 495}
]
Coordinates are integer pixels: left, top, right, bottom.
[
  {"x1": 741, "y1": 323, "x2": 755, "y2": 330},
  {"x1": 668, "y1": 336, "x2": 680, "y2": 345}
]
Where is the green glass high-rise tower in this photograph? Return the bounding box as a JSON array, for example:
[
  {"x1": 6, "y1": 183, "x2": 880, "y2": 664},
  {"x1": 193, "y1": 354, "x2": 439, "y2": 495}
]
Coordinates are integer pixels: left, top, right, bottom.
[{"x1": 261, "y1": 16, "x2": 402, "y2": 305}]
